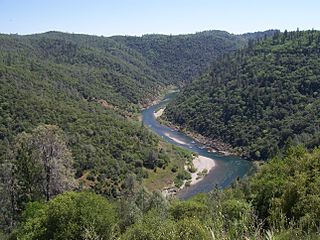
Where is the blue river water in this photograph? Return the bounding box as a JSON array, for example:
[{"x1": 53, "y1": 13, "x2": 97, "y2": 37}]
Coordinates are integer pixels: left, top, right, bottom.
[{"x1": 141, "y1": 91, "x2": 252, "y2": 199}]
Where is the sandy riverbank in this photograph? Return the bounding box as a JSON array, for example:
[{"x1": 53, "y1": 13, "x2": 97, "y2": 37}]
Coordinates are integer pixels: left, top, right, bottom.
[
  {"x1": 162, "y1": 120, "x2": 236, "y2": 156},
  {"x1": 162, "y1": 132, "x2": 216, "y2": 187},
  {"x1": 162, "y1": 155, "x2": 216, "y2": 198},
  {"x1": 164, "y1": 132, "x2": 189, "y2": 145},
  {"x1": 187, "y1": 155, "x2": 216, "y2": 186},
  {"x1": 154, "y1": 108, "x2": 165, "y2": 118}
]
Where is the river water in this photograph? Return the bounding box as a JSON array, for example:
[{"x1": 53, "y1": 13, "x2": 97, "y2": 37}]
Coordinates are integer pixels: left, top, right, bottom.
[{"x1": 141, "y1": 91, "x2": 252, "y2": 199}]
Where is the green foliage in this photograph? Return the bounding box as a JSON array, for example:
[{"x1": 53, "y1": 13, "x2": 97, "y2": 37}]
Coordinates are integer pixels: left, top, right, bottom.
[
  {"x1": 121, "y1": 209, "x2": 211, "y2": 240},
  {"x1": 0, "y1": 125, "x2": 77, "y2": 231},
  {"x1": 1, "y1": 29, "x2": 318, "y2": 239},
  {"x1": 121, "y1": 209, "x2": 177, "y2": 240},
  {"x1": 112, "y1": 30, "x2": 251, "y2": 85},
  {"x1": 13, "y1": 146, "x2": 320, "y2": 239},
  {"x1": 0, "y1": 30, "x2": 254, "y2": 204},
  {"x1": 202, "y1": 146, "x2": 320, "y2": 239},
  {"x1": 16, "y1": 191, "x2": 117, "y2": 240},
  {"x1": 117, "y1": 188, "x2": 169, "y2": 233},
  {"x1": 0, "y1": 30, "x2": 275, "y2": 209},
  {"x1": 204, "y1": 187, "x2": 256, "y2": 239},
  {"x1": 174, "y1": 218, "x2": 211, "y2": 240},
  {"x1": 0, "y1": 32, "x2": 166, "y2": 108},
  {"x1": 165, "y1": 30, "x2": 320, "y2": 160},
  {"x1": 0, "y1": 45, "x2": 190, "y2": 200},
  {"x1": 119, "y1": 193, "x2": 212, "y2": 239},
  {"x1": 169, "y1": 200, "x2": 208, "y2": 222},
  {"x1": 250, "y1": 146, "x2": 320, "y2": 231},
  {"x1": 174, "y1": 169, "x2": 191, "y2": 188}
]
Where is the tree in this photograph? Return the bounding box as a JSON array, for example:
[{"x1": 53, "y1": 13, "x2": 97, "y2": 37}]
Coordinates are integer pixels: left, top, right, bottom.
[
  {"x1": 175, "y1": 218, "x2": 211, "y2": 240},
  {"x1": 121, "y1": 209, "x2": 176, "y2": 240},
  {"x1": 122, "y1": 209, "x2": 211, "y2": 240},
  {"x1": 251, "y1": 146, "x2": 320, "y2": 231},
  {"x1": 165, "y1": 30, "x2": 320, "y2": 160},
  {"x1": 16, "y1": 191, "x2": 117, "y2": 240},
  {"x1": 27, "y1": 125, "x2": 77, "y2": 201},
  {"x1": 169, "y1": 200, "x2": 208, "y2": 222},
  {"x1": 1, "y1": 124, "x2": 77, "y2": 227},
  {"x1": 144, "y1": 150, "x2": 158, "y2": 169}
]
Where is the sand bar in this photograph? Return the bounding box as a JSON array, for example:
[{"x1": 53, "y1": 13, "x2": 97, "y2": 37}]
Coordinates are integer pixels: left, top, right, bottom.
[
  {"x1": 188, "y1": 155, "x2": 216, "y2": 185},
  {"x1": 164, "y1": 132, "x2": 188, "y2": 145},
  {"x1": 154, "y1": 108, "x2": 165, "y2": 118}
]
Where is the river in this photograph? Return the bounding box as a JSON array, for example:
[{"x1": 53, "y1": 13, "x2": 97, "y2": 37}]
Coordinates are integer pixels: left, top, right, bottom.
[{"x1": 142, "y1": 91, "x2": 252, "y2": 199}]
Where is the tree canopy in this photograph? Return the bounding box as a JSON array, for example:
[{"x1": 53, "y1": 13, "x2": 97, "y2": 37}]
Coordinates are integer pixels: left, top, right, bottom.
[
  {"x1": 165, "y1": 30, "x2": 320, "y2": 160},
  {"x1": 14, "y1": 147, "x2": 320, "y2": 239}
]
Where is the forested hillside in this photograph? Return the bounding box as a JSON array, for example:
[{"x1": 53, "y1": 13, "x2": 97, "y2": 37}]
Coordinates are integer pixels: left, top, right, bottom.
[
  {"x1": 0, "y1": 32, "x2": 168, "y2": 108},
  {"x1": 165, "y1": 30, "x2": 320, "y2": 159},
  {"x1": 112, "y1": 30, "x2": 277, "y2": 84},
  {"x1": 0, "y1": 32, "x2": 198, "y2": 202},
  {"x1": 0, "y1": 29, "x2": 275, "y2": 110},
  {"x1": 8, "y1": 146, "x2": 320, "y2": 239},
  {"x1": 0, "y1": 29, "x2": 275, "y2": 195},
  {"x1": 112, "y1": 31, "x2": 246, "y2": 84},
  {"x1": 1, "y1": 0, "x2": 319, "y2": 237}
]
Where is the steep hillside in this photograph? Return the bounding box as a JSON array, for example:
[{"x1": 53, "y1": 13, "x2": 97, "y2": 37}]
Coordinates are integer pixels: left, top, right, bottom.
[
  {"x1": 1, "y1": 29, "x2": 259, "y2": 202},
  {"x1": 112, "y1": 30, "x2": 278, "y2": 85},
  {"x1": 112, "y1": 31, "x2": 245, "y2": 84},
  {"x1": 0, "y1": 32, "x2": 167, "y2": 108},
  {"x1": 12, "y1": 146, "x2": 320, "y2": 239},
  {"x1": 0, "y1": 33, "x2": 193, "y2": 199},
  {"x1": 165, "y1": 30, "x2": 320, "y2": 159},
  {"x1": 0, "y1": 29, "x2": 278, "y2": 199}
]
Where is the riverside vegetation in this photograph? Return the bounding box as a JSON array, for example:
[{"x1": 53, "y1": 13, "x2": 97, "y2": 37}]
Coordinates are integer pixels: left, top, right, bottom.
[
  {"x1": 165, "y1": 30, "x2": 320, "y2": 160},
  {"x1": 0, "y1": 30, "x2": 319, "y2": 239}
]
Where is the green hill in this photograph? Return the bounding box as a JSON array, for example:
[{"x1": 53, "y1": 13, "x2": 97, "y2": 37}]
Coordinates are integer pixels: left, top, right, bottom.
[
  {"x1": 112, "y1": 31, "x2": 245, "y2": 84},
  {"x1": 165, "y1": 30, "x2": 320, "y2": 159},
  {"x1": 0, "y1": 29, "x2": 270, "y2": 191},
  {"x1": 112, "y1": 30, "x2": 277, "y2": 85},
  {"x1": 0, "y1": 32, "x2": 194, "y2": 200},
  {"x1": 0, "y1": 29, "x2": 280, "y2": 235},
  {"x1": 0, "y1": 32, "x2": 168, "y2": 108}
]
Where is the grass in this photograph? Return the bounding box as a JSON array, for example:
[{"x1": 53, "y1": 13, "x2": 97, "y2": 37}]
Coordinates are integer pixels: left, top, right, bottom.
[{"x1": 143, "y1": 141, "x2": 192, "y2": 191}]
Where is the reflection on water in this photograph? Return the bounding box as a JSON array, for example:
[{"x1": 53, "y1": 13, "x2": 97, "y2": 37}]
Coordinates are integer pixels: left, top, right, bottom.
[{"x1": 141, "y1": 92, "x2": 252, "y2": 199}]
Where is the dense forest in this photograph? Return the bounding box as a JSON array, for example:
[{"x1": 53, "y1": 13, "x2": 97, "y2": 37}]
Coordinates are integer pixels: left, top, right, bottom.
[
  {"x1": 0, "y1": 31, "x2": 204, "y2": 205},
  {"x1": 0, "y1": 30, "x2": 264, "y2": 236},
  {"x1": 1, "y1": 29, "x2": 319, "y2": 239},
  {"x1": 4, "y1": 146, "x2": 320, "y2": 239},
  {"x1": 165, "y1": 30, "x2": 320, "y2": 160},
  {"x1": 112, "y1": 30, "x2": 277, "y2": 84},
  {"x1": 0, "y1": 32, "x2": 168, "y2": 108},
  {"x1": 0, "y1": 29, "x2": 270, "y2": 203}
]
